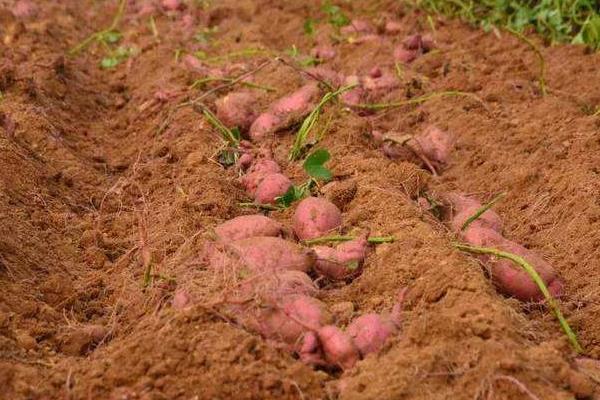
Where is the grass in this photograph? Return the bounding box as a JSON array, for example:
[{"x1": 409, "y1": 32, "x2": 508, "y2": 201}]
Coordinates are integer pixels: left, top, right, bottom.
[
  {"x1": 189, "y1": 76, "x2": 275, "y2": 92},
  {"x1": 455, "y1": 243, "x2": 583, "y2": 353},
  {"x1": 289, "y1": 84, "x2": 358, "y2": 161},
  {"x1": 68, "y1": 0, "x2": 136, "y2": 68},
  {"x1": 356, "y1": 90, "x2": 486, "y2": 111},
  {"x1": 461, "y1": 192, "x2": 506, "y2": 231},
  {"x1": 416, "y1": 0, "x2": 600, "y2": 50}
]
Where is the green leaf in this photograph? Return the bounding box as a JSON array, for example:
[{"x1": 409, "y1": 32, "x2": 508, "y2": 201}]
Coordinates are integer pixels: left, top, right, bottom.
[
  {"x1": 303, "y1": 149, "x2": 332, "y2": 181},
  {"x1": 304, "y1": 18, "x2": 317, "y2": 35},
  {"x1": 103, "y1": 30, "x2": 122, "y2": 44},
  {"x1": 276, "y1": 186, "x2": 302, "y2": 208},
  {"x1": 100, "y1": 57, "x2": 120, "y2": 69},
  {"x1": 231, "y1": 127, "x2": 241, "y2": 141},
  {"x1": 217, "y1": 149, "x2": 237, "y2": 167}
]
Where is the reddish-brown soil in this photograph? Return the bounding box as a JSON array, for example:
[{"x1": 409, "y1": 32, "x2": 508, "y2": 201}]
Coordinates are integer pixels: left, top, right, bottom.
[{"x1": 1, "y1": 0, "x2": 600, "y2": 399}]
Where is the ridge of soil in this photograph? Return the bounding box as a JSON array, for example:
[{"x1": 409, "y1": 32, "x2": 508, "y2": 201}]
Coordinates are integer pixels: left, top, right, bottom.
[{"x1": 1, "y1": 1, "x2": 599, "y2": 399}]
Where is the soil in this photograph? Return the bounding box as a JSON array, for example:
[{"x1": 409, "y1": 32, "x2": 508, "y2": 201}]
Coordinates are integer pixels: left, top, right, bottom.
[{"x1": 1, "y1": 0, "x2": 600, "y2": 399}]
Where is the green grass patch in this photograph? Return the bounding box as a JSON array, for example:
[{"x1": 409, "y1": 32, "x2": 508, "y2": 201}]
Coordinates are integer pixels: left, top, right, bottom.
[{"x1": 416, "y1": 0, "x2": 600, "y2": 50}]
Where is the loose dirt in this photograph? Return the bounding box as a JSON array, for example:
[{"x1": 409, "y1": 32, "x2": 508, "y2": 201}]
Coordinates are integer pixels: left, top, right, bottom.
[{"x1": 1, "y1": 0, "x2": 600, "y2": 399}]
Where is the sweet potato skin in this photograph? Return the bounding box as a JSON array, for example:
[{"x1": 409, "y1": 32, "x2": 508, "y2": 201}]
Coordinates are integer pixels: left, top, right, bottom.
[
  {"x1": 215, "y1": 91, "x2": 258, "y2": 133},
  {"x1": 414, "y1": 126, "x2": 453, "y2": 167},
  {"x1": 293, "y1": 197, "x2": 343, "y2": 240},
  {"x1": 214, "y1": 215, "x2": 284, "y2": 242},
  {"x1": 254, "y1": 173, "x2": 293, "y2": 205},
  {"x1": 227, "y1": 236, "x2": 316, "y2": 273},
  {"x1": 317, "y1": 325, "x2": 360, "y2": 370},
  {"x1": 313, "y1": 235, "x2": 369, "y2": 280},
  {"x1": 346, "y1": 314, "x2": 397, "y2": 357}
]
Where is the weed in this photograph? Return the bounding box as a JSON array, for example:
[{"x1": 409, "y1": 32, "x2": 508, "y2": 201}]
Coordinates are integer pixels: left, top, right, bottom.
[
  {"x1": 455, "y1": 243, "x2": 583, "y2": 353},
  {"x1": 276, "y1": 148, "x2": 333, "y2": 208},
  {"x1": 289, "y1": 84, "x2": 357, "y2": 161},
  {"x1": 69, "y1": 0, "x2": 128, "y2": 62},
  {"x1": 356, "y1": 90, "x2": 485, "y2": 111},
  {"x1": 304, "y1": 18, "x2": 318, "y2": 35},
  {"x1": 461, "y1": 192, "x2": 506, "y2": 231},
  {"x1": 322, "y1": 2, "x2": 350, "y2": 29},
  {"x1": 417, "y1": 0, "x2": 600, "y2": 50}
]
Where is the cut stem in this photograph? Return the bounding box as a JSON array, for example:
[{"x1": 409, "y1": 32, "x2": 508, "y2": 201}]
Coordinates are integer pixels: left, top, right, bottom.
[
  {"x1": 303, "y1": 235, "x2": 395, "y2": 246},
  {"x1": 238, "y1": 202, "x2": 282, "y2": 211},
  {"x1": 356, "y1": 90, "x2": 485, "y2": 111},
  {"x1": 461, "y1": 192, "x2": 506, "y2": 231},
  {"x1": 454, "y1": 243, "x2": 582, "y2": 353}
]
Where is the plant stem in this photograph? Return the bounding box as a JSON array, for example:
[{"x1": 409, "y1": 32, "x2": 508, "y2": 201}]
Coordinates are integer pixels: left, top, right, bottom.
[
  {"x1": 461, "y1": 192, "x2": 506, "y2": 231},
  {"x1": 506, "y1": 28, "x2": 547, "y2": 96},
  {"x1": 289, "y1": 83, "x2": 357, "y2": 161},
  {"x1": 199, "y1": 107, "x2": 239, "y2": 146},
  {"x1": 69, "y1": 0, "x2": 127, "y2": 55},
  {"x1": 238, "y1": 202, "x2": 282, "y2": 211},
  {"x1": 303, "y1": 235, "x2": 395, "y2": 246},
  {"x1": 454, "y1": 243, "x2": 583, "y2": 353},
  {"x1": 356, "y1": 90, "x2": 485, "y2": 110}
]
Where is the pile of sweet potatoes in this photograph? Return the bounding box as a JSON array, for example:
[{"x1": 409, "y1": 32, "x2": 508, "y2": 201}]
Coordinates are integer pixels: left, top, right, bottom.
[{"x1": 187, "y1": 197, "x2": 403, "y2": 370}]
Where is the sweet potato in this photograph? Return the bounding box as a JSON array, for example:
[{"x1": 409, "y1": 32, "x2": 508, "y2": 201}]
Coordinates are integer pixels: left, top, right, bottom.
[
  {"x1": 182, "y1": 54, "x2": 207, "y2": 74},
  {"x1": 12, "y1": 0, "x2": 37, "y2": 18},
  {"x1": 444, "y1": 192, "x2": 503, "y2": 234},
  {"x1": 346, "y1": 290, "x2": 404, "y2": 357},
  {"x1": 413, "y1": 126, "x2": 453, "y2": 167},
  {"x1": 384, "y1": 20, "x2": 403, "y2": 34},
  {"x1": 318, "y1": 325, "x2": 360, "y2": 370},
  {"x1": 361, "y1": 72, "x2": 399, "y2": 93},
  {"x1": 240, "y1": 159, "x2": 282, "y2": 195},
  {"x1": 489, "y1": 239, "x2": 562, "y2": 301},
  {"x1": 310, "y1": 45, "x2": 336, "y2": 61},
  {"x1": 233, "y1": 270, "x2": 319, "y2": 302},
  {"x1": 293, "y1": 197, "x2": 342, "y2": 240},
  {"x1": 161, "y1": 0, "x2": 183, "y2": 11},
  {"x1": 240, "y1": 295, "x2": 333, "y2": 346},
  {"x1": 172, "y1": 289, "x2": 192, "y2": 309},
  {"x1": 313, "y1": 235, "x2": 369, "y2": 280},
  {"x1": 253, "y1": 173, "x2": 293, "y2": 204},
  {"x1": 249, "y1": 83, "x2": 320, "y2": 141},
  {"x1": 393, "y1": 46, "x2": 418, "y2": 64},
  {"x1": 226, "y1": 236, "x2": 316, "y2": 273},
  {"x1": 341, "y1": 19, "x2": 375, "y2": 36},
  {"x1": 214, "y1": 215, "x2": 284, "y2": 242},
  {"x1": 215, "y1": 91, "x2": 258, "y2": 133},
  {"x1": 237, "y1": 152, "x2": 254, "y2": 170},
  {"x1": 340, "y1": 76, "x2": 365, "y2": 107}
]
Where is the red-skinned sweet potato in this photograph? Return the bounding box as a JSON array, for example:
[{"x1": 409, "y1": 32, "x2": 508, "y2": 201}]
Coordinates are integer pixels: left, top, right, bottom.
[
  {"x1": 253, "y1": 173, "x2": 293, "y2": 204},
  {"x1": 345, "y1": 290, "x2": 404, "y2": 357},
  {"x1": 249, "y1": 83, "x2": 321, "y2": 141},
  {"x1": 444, "y1": 192, "x2": 503, "y2": 234},
  {"x1": 341, "y1": 19, "x2": 375, "y2": 36},
  {"x1": 214, "y1": 215, "x2": 285, "y2": 242},
  {"x1": 226, "y1": 236, "x2": 316, "y2": 273},
  {"x1": 313, "y1": 235, "x2": 369, "y2": 280},
  {"x1": 413, "y1": 126, "x2": 453, "y2": 167},
  {"x1": 215, "y1": 91, "x2": 258, "y2": 133},
  {"x1": 240, "y1": 159, "x2": 282, "y2": 196},
  {"x1": 293, "y1": 197, "x2": 343, "y2": 240},
  {"x1": 318, "y1": 325, "x2": 360, "y2": 370}
]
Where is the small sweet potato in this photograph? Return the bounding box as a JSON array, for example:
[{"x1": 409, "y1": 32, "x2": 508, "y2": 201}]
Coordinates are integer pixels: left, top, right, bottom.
[
  {"x1": 341, "y1": 19, "x2": 375, "y2": 36},
  {"x1": 182, "y1": 54, "x2": 207, "y2": 74},
  {"x1": 384, "y1": 20, "x2": 403, "y2": 34},
  {"x1": 317, "y1": 325, "x2": 360, "y2": 370},
  {"x1": 227, "y1": 236, "x2": 316, "y2": 273},
  {"x1": 341, "y1": 76, "x2": 366, "y2": 108},
  {"x1": 413, "y1": 126, "x2": 453, "y2": 167},
  {"x1": 393, "y1": 46, "x2": 418, "y2": 64},
  {"x1": 254, "y1": 173, "x2": 293, "y2": 204},
  {"x1": 362, "y1": 72, "x2": 399, "y2": 92},
  {"x1": 237, "y1": 152, "x2": 254, "y2": 170},
  {"x1": 214, "y1": 215, "x2": 285, "y2": 242},
  {"x1": 346, "y1": 290, "x2": 404, "y2": 357},
  {"x1": 172, "y1": 289, "x2": 192, "y2": 309},
  {"x1": 310, "y1": 45, "x2": 337, "y2": 61},
  {"x1": 233, "y1": 270, "x2": 319, "y2": 302},
  {"x1": 293, "y1": 197, "x2": 343, "y2": 240},
  {"x1": 215, "y1": 91, "x2": 258, "y2": 133},
  {"x1": 249, "y1": 83, "x2": 320, "y2": 141},
  {"x1": 12, "y1": 0, "x2": 37, "y2": 18},
  {"x1": 346, "y1": 314, "x2": 396, "y2": 357},
  {"x1": 444, "y1": 193, "x2": 503, "y2": 234},
  {"x1": 161, "y1": 0, "x2": 183, "y2": 11},
  {"x1": 240, "y1": 159, "x2": 282, "y2": 196},
  {"x1": 313, "y1": 235, "x2": 369, "y2": 280},
  {"x1": 247, "y1": 295, "x2": 333, "y2": 345}
]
